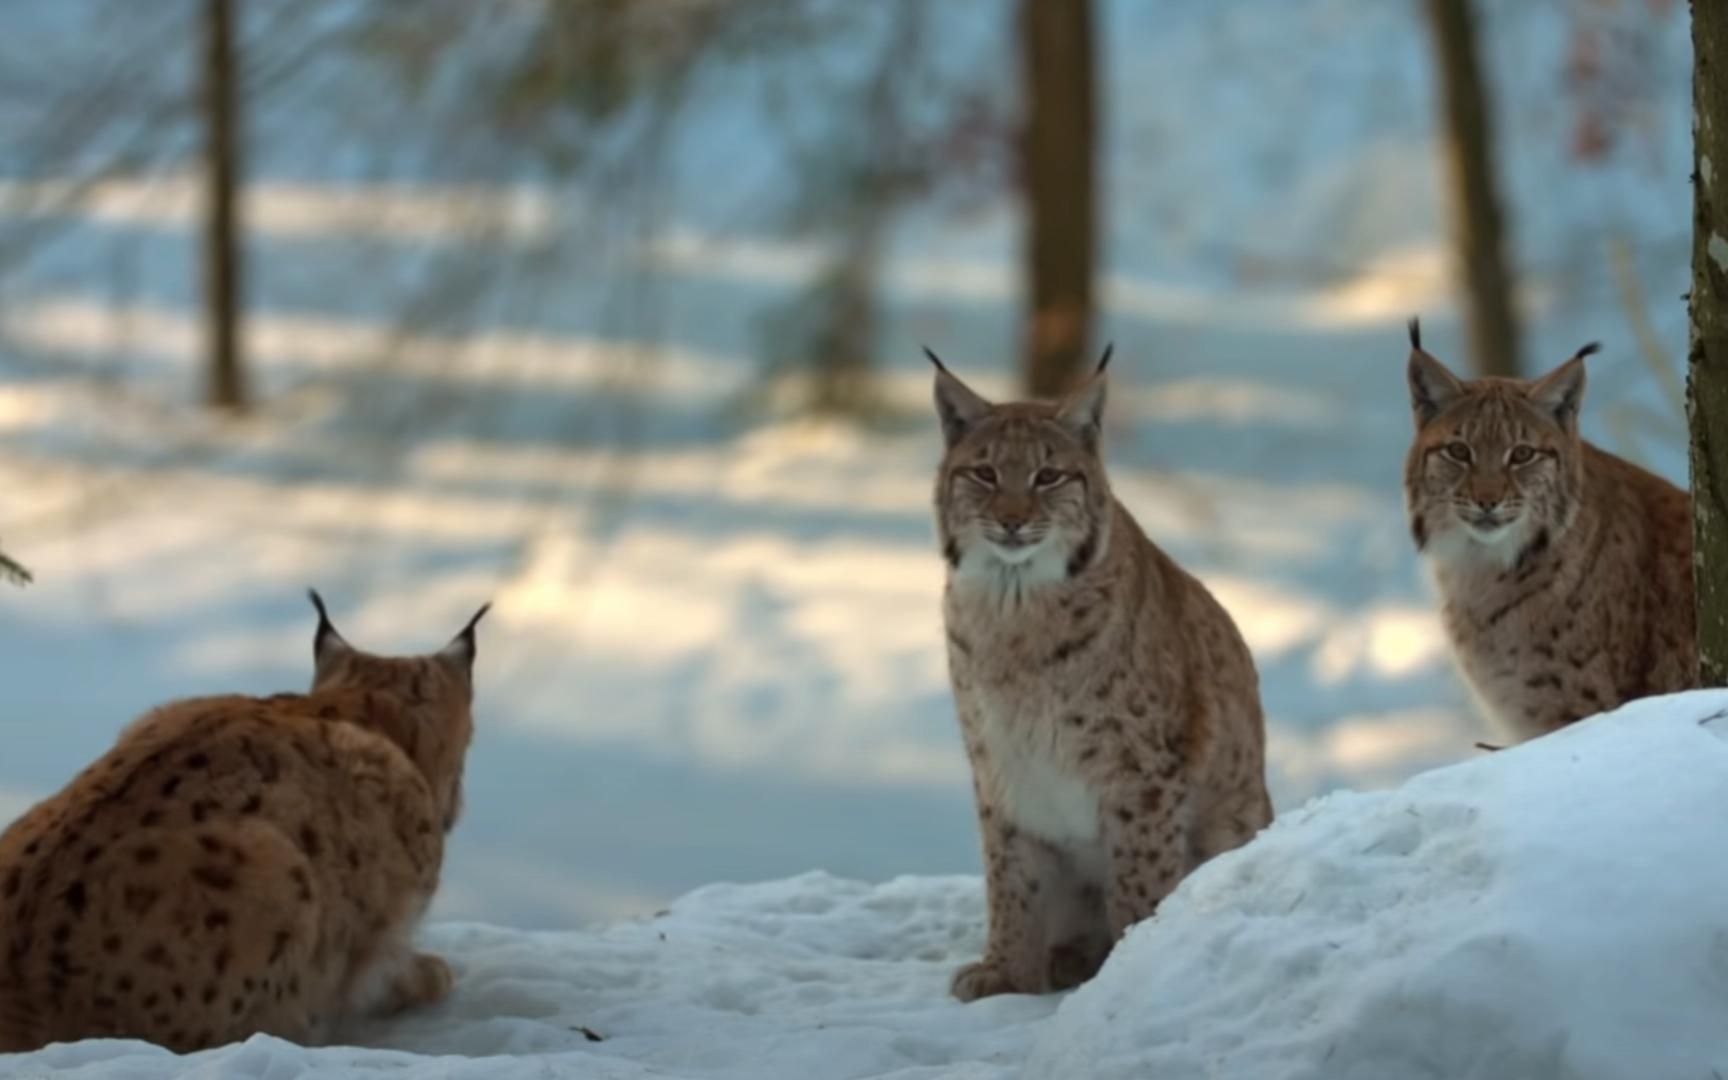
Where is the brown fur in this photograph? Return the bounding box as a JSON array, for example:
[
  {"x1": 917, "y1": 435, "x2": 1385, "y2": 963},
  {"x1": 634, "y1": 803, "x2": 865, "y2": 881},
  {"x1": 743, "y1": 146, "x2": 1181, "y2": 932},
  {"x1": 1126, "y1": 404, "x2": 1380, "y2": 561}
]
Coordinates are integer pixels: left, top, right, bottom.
[
  {"x1": 0, "y1": 594, "x2": 488, "y2": 1053},
  {"x1": 1403, "y1": 319, "x2": 1694, "y2": 742},
  {"x1": 928, "y1": 350, "x2": 1271, "y2": 1002}
]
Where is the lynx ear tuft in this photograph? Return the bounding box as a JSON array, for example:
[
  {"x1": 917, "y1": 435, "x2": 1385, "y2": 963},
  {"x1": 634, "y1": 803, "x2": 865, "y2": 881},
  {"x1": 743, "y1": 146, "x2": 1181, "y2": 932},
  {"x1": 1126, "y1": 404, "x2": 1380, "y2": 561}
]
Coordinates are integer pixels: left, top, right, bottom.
[
  {"x1": 1056, "y1": 355, "x2": 1110, "y2": 453},
  {"x1": 928, "y1": 349, "x2": 993, "y2": 449},
  {"x1": 307, "y1": 588, "x2": 355, "y2": 686},
  {"x1": 1527, "y1": 349, "x2": 1591, "y2": 430},
  {"x1": 438, "y1": 602, "x2": 492, "y2": 677},
  {"x1": 1407, "y1": 335, "x2": 1465, "y2": 429}
]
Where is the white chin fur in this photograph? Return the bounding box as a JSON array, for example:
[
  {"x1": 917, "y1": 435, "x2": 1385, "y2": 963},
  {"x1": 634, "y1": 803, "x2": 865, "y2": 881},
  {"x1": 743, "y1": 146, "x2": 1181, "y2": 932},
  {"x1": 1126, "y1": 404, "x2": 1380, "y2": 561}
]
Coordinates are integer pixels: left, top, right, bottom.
[
  {"x1": 987, "y1": 542, "x2": 1042, "y2": 566},
  {"x1": 953, "y1": 539, "x2": 1069, "y2": 608},
  {"x1": 1423, "y1": 517, "x2": 1526, "y2": 570}
]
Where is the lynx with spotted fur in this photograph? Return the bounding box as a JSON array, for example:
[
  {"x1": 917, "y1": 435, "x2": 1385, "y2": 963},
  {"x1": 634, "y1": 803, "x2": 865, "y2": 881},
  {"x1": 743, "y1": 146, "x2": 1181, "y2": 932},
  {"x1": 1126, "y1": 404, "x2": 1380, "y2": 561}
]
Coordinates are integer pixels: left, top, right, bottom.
[
  {"x1": 929, "y1": 348, "x2": 1271, "y2": 1002},
  {"x1": 1403, "y1": 318, "x2": 1695, "y2": 741},
  {"x1": 0, "y1": 592, "x2": 488, "y2": 1053}
]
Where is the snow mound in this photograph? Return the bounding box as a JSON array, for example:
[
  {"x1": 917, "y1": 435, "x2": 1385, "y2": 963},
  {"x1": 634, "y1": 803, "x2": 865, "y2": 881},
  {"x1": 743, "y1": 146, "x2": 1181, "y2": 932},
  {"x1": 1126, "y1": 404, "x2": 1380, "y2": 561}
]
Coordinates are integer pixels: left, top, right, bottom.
[
  {"x1": 7, "y1": 873, "x2": 1051, "y2": 1079},
  {"x1": 12, "y1": 692, "x2": 1728, "y2": 1079},
  {"x1": 1029, "y1": 690, "x2": 1728, "y2": 1080}
]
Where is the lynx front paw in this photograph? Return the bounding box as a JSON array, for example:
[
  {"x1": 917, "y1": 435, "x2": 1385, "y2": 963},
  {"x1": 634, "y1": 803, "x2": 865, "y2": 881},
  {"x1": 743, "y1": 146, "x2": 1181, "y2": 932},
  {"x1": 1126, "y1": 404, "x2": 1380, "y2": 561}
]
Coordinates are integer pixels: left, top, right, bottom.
[
  {"x1": 950, "y1": 959, "x2": 1024, "y2": 1002},
  {"x1": 391, "y1": 952, "x2": 454, "y2": 1011},
  {"x1": 1047, "y1": 937, "x2": 1108, "y2": 991}
]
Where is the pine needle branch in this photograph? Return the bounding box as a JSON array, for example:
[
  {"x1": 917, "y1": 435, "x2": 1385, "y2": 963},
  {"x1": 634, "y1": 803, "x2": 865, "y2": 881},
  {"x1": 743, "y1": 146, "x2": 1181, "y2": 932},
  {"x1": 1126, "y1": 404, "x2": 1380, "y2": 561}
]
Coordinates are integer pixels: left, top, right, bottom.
[{"x1": 0, "y1": 547, "x2": 31, "y2": 587}]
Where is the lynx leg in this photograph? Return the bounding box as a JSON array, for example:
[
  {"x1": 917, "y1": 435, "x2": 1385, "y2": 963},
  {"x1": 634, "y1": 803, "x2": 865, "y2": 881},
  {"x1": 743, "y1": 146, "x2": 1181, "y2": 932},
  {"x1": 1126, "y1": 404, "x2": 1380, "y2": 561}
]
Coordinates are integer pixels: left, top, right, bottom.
[
  {"x1": 1099, "y1": 780, "x2": 1190, "y2": 940},
  {"x1": 1191, "y1": 785, "x2": 1271, "y2": 865},
  {"x1": 952, "y1": 816, "x2": 1067, "y2": 1001},
  {"x1": 1042, "y1": 862, "x2": 1110, "y2": 991}
]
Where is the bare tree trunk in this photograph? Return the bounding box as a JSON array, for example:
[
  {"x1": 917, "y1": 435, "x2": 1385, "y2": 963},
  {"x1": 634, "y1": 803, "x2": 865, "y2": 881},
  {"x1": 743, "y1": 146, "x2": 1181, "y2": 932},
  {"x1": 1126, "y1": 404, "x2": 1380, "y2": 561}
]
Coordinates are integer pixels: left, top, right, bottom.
[
  {"x1": 1019, "y1": 0, "x2": 1098, "y2": 399},
  {"x1": 1689, "y1": 0, "x2": 1728, "y2": 685},
  {"x1": 804, "y1": 1, "x2": 916, "y2": 416},
  {"x1": 1424, "y1": 0, "x2": 1521, "y2": 378},
  {"x1": 202, "y1": 0, "x2": 245, "y2": 412},
  {"x1": 806, "y1": 221, "x2": 884, "y2": 415}
]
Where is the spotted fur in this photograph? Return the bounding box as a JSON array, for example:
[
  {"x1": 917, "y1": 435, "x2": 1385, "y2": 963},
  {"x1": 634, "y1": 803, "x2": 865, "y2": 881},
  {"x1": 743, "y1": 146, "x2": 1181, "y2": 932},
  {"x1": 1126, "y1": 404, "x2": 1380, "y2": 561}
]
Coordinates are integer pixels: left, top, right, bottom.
[
  {"x1": 1403, "y1": 318, "x2": 1694, "y2": 741},
  {"x1": 0, "y1": 593, "x2": 488, "y2": 1053},
  {"x1": 929, "y1": 349, "x2": 1271, "y2": 1002}
]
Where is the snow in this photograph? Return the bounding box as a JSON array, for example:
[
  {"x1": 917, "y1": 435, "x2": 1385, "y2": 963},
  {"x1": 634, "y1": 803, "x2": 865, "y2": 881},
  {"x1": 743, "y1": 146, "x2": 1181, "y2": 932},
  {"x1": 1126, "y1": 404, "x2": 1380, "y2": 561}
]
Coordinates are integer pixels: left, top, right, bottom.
[
  {"x1": 7, "y1": 691, "x2": 1728, "y2": 1079},
  {"x1": 10, "y1": 874, "x2": 1044, "y2": 1080},
  {"x1": 1031, "y1": 690, "x2": 1728, "y2": 1080}
]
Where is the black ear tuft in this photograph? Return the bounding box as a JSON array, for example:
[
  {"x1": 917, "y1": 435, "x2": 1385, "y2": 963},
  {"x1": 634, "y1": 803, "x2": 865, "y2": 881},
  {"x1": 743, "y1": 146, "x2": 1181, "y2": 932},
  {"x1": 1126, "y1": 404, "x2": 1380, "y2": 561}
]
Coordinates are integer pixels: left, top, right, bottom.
[
  {"x1": 1408, "y1": 317, "x2": 1422, "y2": 351},
  {"x1": 929, "y1": 353, "x2": 993, "y2": 449},
  {"x1": 442, "y1": 602, "x2": 492, "y2": 670},
  {"x1": 922, "y1": 346, "x2": 949, "y2": 373},
  {"x1": 458, "y1": 603, "x2": 491, "y2": 652},
  {"x1": 1095, "y1": 343, "x2": 1115, "y2": 375},
  {"x1": 1572, "y1": 341, "x2": 1602, "y2": 362},
  {"x1": 307, "y1": 588, "x2": 339, "y2": 659}
]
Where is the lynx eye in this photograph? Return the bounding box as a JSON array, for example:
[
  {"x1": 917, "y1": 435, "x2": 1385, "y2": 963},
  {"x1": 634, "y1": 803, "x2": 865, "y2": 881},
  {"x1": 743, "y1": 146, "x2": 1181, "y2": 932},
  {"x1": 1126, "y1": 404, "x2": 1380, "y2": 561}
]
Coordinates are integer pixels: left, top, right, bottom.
[
  {"x1": 1033, "y1": 467, "x2": 1066, "y2": 489},
  {"x1": 1442, "y1": 441, "x2": 1473, "y2": 464},
  {"x1": 1507, "y1": 444, "x2": 1537, "y2": 466},
  {"x1": 968, "y1": 465, "x2": 999, "y2": 487}
]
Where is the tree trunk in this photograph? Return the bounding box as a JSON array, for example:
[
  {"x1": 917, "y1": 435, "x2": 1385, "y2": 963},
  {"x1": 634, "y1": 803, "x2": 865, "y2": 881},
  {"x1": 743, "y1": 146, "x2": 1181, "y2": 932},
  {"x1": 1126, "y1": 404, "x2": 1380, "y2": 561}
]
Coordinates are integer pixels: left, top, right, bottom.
[
  {"x1": 202, "y1": 0, "x2": 246, "y2": 412},
  {"x1": 807, "y1": 220, "x2": 884, "y2": 415},
  {"x1": 1689, "y1": 0, "x2": 1728, "y2": 685},
  {"x1": 1424, "y1": 0, "x2": 1521, "y2": 378},
  {"x1": 1019, "y1": 0, "x2": 1098, "y2": 399}
]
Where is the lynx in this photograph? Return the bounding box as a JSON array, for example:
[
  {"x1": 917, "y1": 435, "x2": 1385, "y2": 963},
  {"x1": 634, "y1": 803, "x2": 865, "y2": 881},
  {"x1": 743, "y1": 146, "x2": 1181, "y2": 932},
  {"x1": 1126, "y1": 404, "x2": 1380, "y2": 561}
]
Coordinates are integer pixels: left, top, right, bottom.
[
  {"x1": 929, "y1": 348, "x2": 1272, "y2": 1002},
  {"x1": 1404, "y1": 318, "x2": 1695, "y2": 742},
  {"x1": 0, "y1": 592, "x2": 488, "y2": 1053}
]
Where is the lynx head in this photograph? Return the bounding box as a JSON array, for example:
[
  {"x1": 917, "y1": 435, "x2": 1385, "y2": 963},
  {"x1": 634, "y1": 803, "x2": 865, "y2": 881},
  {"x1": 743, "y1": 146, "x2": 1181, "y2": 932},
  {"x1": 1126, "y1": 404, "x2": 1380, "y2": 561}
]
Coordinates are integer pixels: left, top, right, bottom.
[
  {"x1": 1403, "y1": 318, "x2": 1597, "y2": 565},
  {"x1": 306, "y1": 589, "x2": 489, "y2": 830},
  {"x1": 928, "y1": 347, "x2": 1115, "y2": 592}
]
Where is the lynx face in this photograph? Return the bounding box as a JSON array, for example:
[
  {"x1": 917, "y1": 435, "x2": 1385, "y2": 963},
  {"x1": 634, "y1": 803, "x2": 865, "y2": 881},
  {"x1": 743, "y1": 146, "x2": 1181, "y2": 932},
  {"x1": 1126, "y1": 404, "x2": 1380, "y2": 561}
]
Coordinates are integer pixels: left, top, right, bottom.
[
  {"x1": 1404, "y1": 330, "x2": 1595, "y2": 563},
  {"x1": 929, "y1": 351, "x2": 1114, "y2": 590}
]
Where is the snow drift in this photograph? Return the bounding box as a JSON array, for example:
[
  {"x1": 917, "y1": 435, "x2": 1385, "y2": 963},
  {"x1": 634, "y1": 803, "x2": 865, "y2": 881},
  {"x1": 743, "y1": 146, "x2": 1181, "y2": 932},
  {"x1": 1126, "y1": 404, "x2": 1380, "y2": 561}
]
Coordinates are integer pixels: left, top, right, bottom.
[
  {"x1": 1031, "y1": 689, "x2": 1728, "y2": 1080},
  {"x1": 9, "y1": 690, "x2": 1728, "y2": 1079}
]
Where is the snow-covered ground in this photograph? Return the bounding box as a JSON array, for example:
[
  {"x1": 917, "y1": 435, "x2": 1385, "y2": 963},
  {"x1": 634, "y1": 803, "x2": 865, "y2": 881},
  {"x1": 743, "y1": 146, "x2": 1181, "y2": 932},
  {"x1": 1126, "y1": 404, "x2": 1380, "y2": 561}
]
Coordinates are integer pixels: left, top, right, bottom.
[{"x1": 12, "y1": 691, "x2": 1728, "y2": 1079}]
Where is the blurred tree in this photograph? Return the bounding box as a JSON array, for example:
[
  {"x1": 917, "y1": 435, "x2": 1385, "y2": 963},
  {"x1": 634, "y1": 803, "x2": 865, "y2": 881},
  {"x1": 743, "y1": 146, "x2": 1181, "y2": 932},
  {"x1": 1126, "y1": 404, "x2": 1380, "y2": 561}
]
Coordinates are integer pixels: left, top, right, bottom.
[
  {"x1": 1019, "y1": 0, "x2": 1099, "y2": 398},
  {"x1": 757, "y1": 2, "x2": 1010, "y2": 416},
  {"x1": 1423, "y1": 0, "x2": 1521, "y2": 378},
  {"x1": 1688, "y1": 0, "x2": 1728, "y2": 685},
  {"x1": 375, "y1": 0, "x2": 1010, "y2": 419},
  {"x1": 755, "y1": 2, "x2": 923, "y2": 416},
  {"x1": 202, "y1": 0, "x2": 246, "y2": 412},
  {"x1": 1562, "y1": 0, "x2": 1678, "y2": 170}
]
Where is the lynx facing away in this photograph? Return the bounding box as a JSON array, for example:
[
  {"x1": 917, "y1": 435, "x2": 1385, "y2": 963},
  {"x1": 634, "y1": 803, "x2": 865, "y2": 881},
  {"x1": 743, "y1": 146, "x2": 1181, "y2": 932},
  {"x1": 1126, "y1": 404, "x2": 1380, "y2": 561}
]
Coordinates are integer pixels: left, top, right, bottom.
[
  {"x1": 0, "y1": 593, "x2": 488, "y2": 1053},
  {"x1": 1404, "y1": 319, "x2": 1695, "y2": 742},
  {"x1": 930, "y1": 349, "x2": 1271, "y2": 1002}
]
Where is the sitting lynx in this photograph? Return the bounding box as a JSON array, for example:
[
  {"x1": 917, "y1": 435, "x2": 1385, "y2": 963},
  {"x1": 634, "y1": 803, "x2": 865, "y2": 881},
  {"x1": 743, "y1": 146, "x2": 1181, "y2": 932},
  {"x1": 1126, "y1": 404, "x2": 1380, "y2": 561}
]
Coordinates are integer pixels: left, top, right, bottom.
[
  {"x1": 1404, "y1": 318, "x2": 1695, "y2": 741},
  {"x1": 0, "y1": 592, "x2": 488, "y2": 1053},
  {"x1": 929, "y1": 348, "x2": 1272, "y2": 1001}
]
